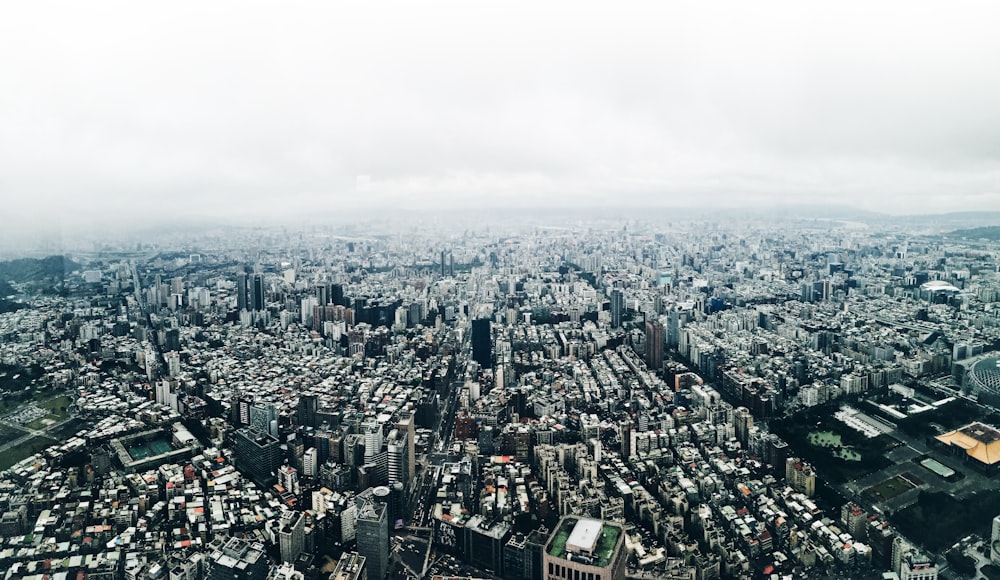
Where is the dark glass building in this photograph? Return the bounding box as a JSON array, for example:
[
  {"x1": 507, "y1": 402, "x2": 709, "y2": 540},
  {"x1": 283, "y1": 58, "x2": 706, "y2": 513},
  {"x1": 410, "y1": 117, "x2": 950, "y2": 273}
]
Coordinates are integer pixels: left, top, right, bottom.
[
  {"x1": 234, "y1": 427, "x2": 283, "y2": 487},
  {"x1": 472, "y1": 318, "x2": 492, "y2": 369}
]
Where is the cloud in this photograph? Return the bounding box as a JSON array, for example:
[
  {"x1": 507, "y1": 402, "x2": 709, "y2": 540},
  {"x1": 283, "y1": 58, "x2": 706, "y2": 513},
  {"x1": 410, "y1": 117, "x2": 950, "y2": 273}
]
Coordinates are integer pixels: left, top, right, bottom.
[{"x1": 1, "y1": 0, "x2": 999, "y2": 240}]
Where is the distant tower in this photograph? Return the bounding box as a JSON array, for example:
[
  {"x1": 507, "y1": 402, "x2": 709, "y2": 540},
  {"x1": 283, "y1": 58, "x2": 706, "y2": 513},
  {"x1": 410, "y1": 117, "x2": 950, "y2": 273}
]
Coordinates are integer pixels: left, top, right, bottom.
[
  {"x1": 252, "y1": 274, "x2": 265, "y2": 311},
  {"x1": 645, "y1": 319, "x2": 664, "y2": 372},
  {"x1": 472, "y1": 318, "x2": 492, "y2": 369},
  {"x1": 441, "y1": 250, "x2": 448, "y2": 277},
  {"x1": 611, "y1": 289, "x2": 624, "y2": 328},
  {"x1": 236, "y1": 272, "x2": 249, "y2": 312},
  {"x1": 667, "y1": 309, "x2": 681, "y2": 347}
]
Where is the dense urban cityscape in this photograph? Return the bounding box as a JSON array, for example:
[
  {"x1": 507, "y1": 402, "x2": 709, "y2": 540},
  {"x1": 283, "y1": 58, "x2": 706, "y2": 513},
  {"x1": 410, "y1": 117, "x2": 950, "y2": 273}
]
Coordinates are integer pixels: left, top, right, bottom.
[
  {"x1": 0, "y1": 212, "x2": 999, "y2": 580},
  {"x1": 5, "y1": 0, "x2": 1000, "y2": 577}
]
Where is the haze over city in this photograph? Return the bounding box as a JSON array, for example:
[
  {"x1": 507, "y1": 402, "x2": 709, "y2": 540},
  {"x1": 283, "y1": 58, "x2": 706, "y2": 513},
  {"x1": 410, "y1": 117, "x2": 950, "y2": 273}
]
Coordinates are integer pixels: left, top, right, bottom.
[{"x1": 3, "y1": 0, "x2": 1000, "y2": 244}]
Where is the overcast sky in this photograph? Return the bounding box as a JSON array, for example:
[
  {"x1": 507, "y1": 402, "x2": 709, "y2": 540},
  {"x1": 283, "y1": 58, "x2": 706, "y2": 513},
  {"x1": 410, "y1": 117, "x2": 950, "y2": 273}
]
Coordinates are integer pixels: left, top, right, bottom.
[{"x1": 2, "y1": 1, "x2": 1000, "y2": 239}]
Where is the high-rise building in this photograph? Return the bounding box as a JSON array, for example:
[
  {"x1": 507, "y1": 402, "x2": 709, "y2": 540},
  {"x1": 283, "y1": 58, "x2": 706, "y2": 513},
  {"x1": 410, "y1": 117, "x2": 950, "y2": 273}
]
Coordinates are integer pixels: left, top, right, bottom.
[
  {"x1": 465, "y1": 516, "x2": 512, "y2": 574},
  {"x1": 362, "y1": 420, "x2": 383, "y2": 465},
  {"x1": 233, "y1": 427, "x2": 283, "y2": 487},
  {"x1": 472, "y1": 318, "x2": 492, "y2": 369},
  {"x1": 207, "y1": 537, "x2": 268, "y2": 580},
  {"x1": 278, "y1": 510, "x2": 305, "y2": 563},
  {"x1": 542, "y1": 517, "x2": 626, "y2": 580},
  {"x1": 250, "y1": 403, "x2": 278, "y2": 437},
  {"x1": 785, "y1": 457, "x2": 816, "y2": 497},
  {"x1": 278, "y1": 465, "x2": 299, "y2": 496},
  {"x1": 396, "y1": 413, "x2": 416, "y2": 484},
  {"x1": 841, "y1": 502, "x2": 867, "y2": 540},
  {"x1": 386, "y1": 429, "x2": 408, "y2": 490},
  {"x1": 733, "y1": 407, "x2": 753, "y2": 446},
  {"x1": 645, "y1": 319, "x2": 664, "y2": 372},
  {"x1": 610, "y1": 289, "x2": 624, "y2": 328},
  {"x1": 620, "y1": 419, "x2": 633, "y2": 459},
  {"x1": 236, "y1": 273, "x2": 249, "y2": 312},
  {"x1": 503, "y1": 526, "x2": 550, "y2": 580},
  {"x1": 165, "y1": 328, "x2": 181, "y2": 352},
  {"x1": 232, "y1": 396, "x2": 253, "y2": 426},
  {"x1": 303, "y1": 447, "x2": 318, "y2": 478},
  {"x1": 769, "y1": 435, "x2": 789, "y2": 478},
  {"x1": 252, "y1": 274, "x2": 265, "y2": 311},
  {"x1": 300, "y1": 296, "x2": 318, "y2": 326},
  {"x1": 297, "y1": 394, "x2": 318, "y2": 428},
  {"x1": 356, "y1": 499, "x2": 388, "y2": 580}
]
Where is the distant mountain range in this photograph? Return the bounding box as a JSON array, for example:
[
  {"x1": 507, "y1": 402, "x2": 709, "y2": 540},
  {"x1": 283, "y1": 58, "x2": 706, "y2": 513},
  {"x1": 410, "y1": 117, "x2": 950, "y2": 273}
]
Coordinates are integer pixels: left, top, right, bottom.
[
  {"x1": 946, "y1": 225, "x2": 1000, "y2": 240},
  {"x1": 0, "y1": 255, "x2": 80, "y2": 284}
]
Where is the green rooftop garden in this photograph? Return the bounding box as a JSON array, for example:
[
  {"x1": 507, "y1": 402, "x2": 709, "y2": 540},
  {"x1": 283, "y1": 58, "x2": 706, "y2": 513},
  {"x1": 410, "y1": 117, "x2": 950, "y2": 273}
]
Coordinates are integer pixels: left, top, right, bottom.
[
  {"x1": 547, "y1": 517, "x2": 621, "y2": 569},
  {"x1": 548, "y1": 521, "x2": 572, "y2": 558}
]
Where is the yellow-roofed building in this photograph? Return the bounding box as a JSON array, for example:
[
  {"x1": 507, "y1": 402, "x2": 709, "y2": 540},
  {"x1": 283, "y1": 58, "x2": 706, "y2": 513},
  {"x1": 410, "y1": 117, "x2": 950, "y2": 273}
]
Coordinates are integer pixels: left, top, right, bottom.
[{"x1": 935, "y1": 422, "x2": 1000, "y2": 466}]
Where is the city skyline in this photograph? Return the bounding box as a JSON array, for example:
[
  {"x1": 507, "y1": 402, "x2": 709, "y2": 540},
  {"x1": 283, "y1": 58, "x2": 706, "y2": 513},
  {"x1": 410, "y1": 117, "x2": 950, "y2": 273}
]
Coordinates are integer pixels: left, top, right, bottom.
[{"x1": 0, "y1": 214, "x2": 998, "y2": 577}]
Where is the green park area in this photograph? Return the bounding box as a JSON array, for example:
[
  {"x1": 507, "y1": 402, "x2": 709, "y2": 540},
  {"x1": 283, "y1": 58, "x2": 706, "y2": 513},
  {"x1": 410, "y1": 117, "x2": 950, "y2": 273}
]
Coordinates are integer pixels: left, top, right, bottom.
[
  {"x1": 0, "y1": 393, "x2": 73, "y2": 471},
  {"x1": 807, "y1": 431, "x2": 861, "y2": 461},
  {"x1": 26, "y1": 395, "x2": 72, "y2": 430},
  {"x1": 771, "y1": 404, "x2": 896, "y2": 484}
]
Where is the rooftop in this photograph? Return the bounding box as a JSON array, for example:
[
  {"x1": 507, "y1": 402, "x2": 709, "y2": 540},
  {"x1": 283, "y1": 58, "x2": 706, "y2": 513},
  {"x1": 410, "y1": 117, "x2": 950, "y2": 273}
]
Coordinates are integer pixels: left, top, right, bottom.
[
  {"x1": 547, "y1": 517, "x2": 620, "y2": 569},
  {"x1": 935, "y1": 422, "x2": 1000, "y2": 465},
  {"x1": 566, "y1": 518, "x2": 601, "y2": 554}
]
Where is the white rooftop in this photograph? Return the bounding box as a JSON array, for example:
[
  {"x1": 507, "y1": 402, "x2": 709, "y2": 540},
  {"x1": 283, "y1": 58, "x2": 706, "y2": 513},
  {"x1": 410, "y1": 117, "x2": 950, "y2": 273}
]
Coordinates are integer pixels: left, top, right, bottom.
[{"x1": 566, "y1": 518, "x2": 602, "y2": 555}]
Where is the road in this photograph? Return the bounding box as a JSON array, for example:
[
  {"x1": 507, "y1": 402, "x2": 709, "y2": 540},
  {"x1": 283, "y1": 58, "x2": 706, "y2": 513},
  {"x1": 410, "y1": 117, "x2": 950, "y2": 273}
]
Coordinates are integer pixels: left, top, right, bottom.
[{"x1": 392, "y1": 327, "x2": 472, "y2": 578}]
